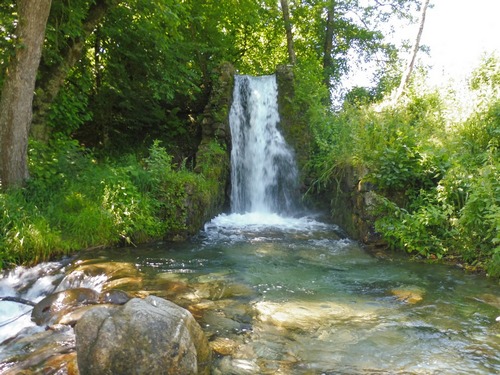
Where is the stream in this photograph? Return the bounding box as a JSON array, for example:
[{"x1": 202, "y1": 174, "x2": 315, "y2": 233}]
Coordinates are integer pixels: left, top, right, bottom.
[
  {"x1": 1, "y1": 212, "x2": 499, "y2": 374},
  {"x1": 1, "y1": 74, "x2": 499, "y2": 374}
]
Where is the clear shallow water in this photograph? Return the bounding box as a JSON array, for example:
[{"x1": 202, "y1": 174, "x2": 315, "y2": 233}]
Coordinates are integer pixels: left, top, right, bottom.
[{"x1": 1, "y1": 213, "x2": 499, "y2": 374}]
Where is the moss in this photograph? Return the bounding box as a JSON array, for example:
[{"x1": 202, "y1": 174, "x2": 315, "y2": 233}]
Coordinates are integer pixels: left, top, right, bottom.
[
  {"x1": 276, "y1": 65, "x2": 312, "y2": 189},
  {"x1": 178, "y1": 62, "x2": 236, "y2": 237}
]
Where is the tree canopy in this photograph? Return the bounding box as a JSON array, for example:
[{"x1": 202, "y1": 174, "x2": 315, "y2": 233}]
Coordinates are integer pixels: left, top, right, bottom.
[
  {"x1": 0, "y1": 0, "x2": 419, "y2": 170},
  {"x1": 1, "y1": 0, "x2": 499, "y2": 276}
]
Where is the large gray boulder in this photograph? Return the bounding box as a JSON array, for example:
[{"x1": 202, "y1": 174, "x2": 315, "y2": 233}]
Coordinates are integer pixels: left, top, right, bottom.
[{"x1": 75, "y1": 296, "x2": 211, "y2": 375}]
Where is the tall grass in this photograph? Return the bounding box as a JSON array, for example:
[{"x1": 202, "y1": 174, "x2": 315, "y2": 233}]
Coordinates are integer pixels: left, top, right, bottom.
[
  {"x1": 308, "y1": 56, "x2": 500, "y2": 276},
  {"x1": 0, "y1": 139, "x2": 216, "y2": 269}
]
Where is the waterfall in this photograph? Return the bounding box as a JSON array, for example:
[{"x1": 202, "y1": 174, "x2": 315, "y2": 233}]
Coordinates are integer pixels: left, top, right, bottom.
[{"x1": 229, "y1": 74, "x2": 298, "y2": 215}]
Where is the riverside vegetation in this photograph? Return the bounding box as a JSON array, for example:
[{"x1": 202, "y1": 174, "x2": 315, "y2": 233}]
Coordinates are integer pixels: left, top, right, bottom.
[
  {"x1": 1, "y1": 56, "x2": 498, "y2": 277},
  {"x1": 0, "y1": 1, "x2": 498, "y2": 278},
  {"x1": 303, "y1": 55, "x2": 500, "y2": 277},
  {"x1": 0, "y1": 139, "x2": 226, "y2": 268}
]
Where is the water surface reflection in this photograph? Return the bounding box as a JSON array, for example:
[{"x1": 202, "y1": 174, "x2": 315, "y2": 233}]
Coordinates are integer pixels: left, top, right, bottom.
[{"x1": 1, "y1": 213, "x2": 499, "y2": 374}]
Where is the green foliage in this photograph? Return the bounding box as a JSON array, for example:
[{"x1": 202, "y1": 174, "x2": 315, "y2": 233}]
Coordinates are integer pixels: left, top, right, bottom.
[
  {"x1": 0, "y1": 190, "x2": 67, "y2": 268},
  {"x1": 0, "y1": 1, "x2": 16, "y2": 88},
  {"x1": 46, "y1": 69, "x2": 93, "y2": 136},
  {"x1": 343, "y1": 86, "x2": 382, "y2": 107},
  {"x1": 194, "y1": 140, "x2": 227, "y2": 182},
  {"x1": 0, "y1": 138, "x2": 222, "y2": 268},
  {"x1": 312, "y1": 56, "x2": 500, "y2": 276},
  {"x1": 469, "y1": 54, "x2": 500, "y2": 97},
  {"x1": 293, "y1": 58, "x2": 342, "y2": 188},
  {"x1": 374, "y1": 191, "x2": 451, "y2": 259},
  {"x1": 33, "y1": 0, "x2": 418, "y2": 153}
]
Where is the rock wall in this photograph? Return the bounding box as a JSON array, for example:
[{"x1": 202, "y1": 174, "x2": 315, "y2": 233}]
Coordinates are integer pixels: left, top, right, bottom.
[
  {"x1": 276, "y1": 65, "x2": 312, "y2": 191},
  {"x1": 327, "y1": 165, "x2": 387, "y2": 250},
  {"x1": 274, "y1": 66, "x2": 384, "y2": 248},
  {"x1": 181, "y1": 63, "x2": 235, "y2": 236}
]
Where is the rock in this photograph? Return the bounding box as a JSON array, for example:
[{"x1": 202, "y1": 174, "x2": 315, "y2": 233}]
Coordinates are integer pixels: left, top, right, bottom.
[
  {"x1": 390, "y1": 286, "x2": 424, "y2": 304},
  {"x1": 99, "y1": 289, "x2": 131, "y2": 305},
  {"x1": 102, "y1": 276, "x2": 143, "y2": 291},
  {"x1": 210, "y1": 337, "x2": 239, "y2": 356},
  {"x1": 31, "y1": 288, "x2": 131, "y2": 327},
  {"x1": 188, "y1": 300, "x2": 217, "y2": 319},
  {"x1": 31, "y1": 288, "x2": 100, "y2": 326},
  {"x1": 75, "y1": 296, "x2": 211, "y2": 375},
  {"x1": 56, "y1": 261, "x2": 142, "y2": 292},
  {"x1": 191, "y1": 280, "x2": 256, "y2": 301},
  {"x1": 202, "y1": 310, "x2": 243, "y2": 335},
  {"x1": 38, "y1": 352, "x2": 79, "y2": 375},
  {"x1": 0, "y1": 325, "x2": 76, "y2": 374},
  {"x1": 253, "y1": 300, "x2": 378, "y2": 331},
  {"x1": 56, "y1": 304, "x2": 118, "y2": 326},
  {"x1": 476, "y1": 293, "x2": 500, "y2": 309},
  {"x1": 215, "y1": 357, "x2": 260, "y2": 375}
]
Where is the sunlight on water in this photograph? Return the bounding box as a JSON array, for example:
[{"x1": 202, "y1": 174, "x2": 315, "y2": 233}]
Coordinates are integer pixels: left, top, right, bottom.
[
  {"x1": 0, "y1": 217, "x2": 498, "y2": 373},
  {"x1": 199, "y1": 216, "x2": 500, "y2": 374},
  {"x1": 1, "y1": 70, "x2": 499, "y2": 373},
  {"x1": 0, "y1": 262, "x2": 63, "y2": 343},
  {"x1": 55, "y1": 270, "x2": 108, "y2": 293}
]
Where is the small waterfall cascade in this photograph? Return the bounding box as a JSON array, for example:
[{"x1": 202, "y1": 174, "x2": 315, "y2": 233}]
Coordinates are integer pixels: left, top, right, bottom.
[{"x1": 229, "y1": 74, "x2": 298, "y2": 214}]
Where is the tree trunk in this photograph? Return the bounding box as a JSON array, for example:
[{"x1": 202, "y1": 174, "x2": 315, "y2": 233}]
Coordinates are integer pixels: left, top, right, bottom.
[
  {"x1": 323, "y1": 0, "x2": 336, "y2": 89},
  {"x1": 393, "y1": 0, "x2": 430, "y2": 102},
  {"x1": 31, "y1": 0, "x2": 122, "y2": 142},
  {"x1": 280, "y1": 0, "x2": 296, "y2": 65},
  {"x1": 0, "y1": 0, "x2": 52, "y2": 188}
]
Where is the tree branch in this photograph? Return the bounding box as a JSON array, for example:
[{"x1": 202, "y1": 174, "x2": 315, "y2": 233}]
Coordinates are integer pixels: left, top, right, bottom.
[
  {"x1": 31, "y1": 0, "x2": 123, "y2": 141},
  {"x1": 0, "y1": 296, "x2": 36, "y2": 306}
]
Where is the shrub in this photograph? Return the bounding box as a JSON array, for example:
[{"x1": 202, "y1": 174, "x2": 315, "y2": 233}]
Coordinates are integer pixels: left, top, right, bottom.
[
  {"x1": 310, "y1": 56, "x2": 500, "y2": 276},
  {"x1": 0, "y1": 137, "x2": 218, "y2": 268}
]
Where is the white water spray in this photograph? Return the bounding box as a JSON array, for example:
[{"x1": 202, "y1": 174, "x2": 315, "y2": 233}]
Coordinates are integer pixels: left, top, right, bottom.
[
  {"x1": 0, "y1": 263, "x2": 62, "y2": 343},
  {"x1": 229, "y1": 75, "x2": 298, "y2": 215}
]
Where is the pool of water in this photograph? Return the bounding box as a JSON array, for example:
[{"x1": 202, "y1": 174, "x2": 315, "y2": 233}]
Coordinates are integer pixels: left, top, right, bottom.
[{"x1": 1, "y1": 213, "x2": 499, "y2": 374}]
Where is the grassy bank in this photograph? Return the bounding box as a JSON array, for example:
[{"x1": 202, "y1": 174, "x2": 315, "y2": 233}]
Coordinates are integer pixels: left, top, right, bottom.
[
  {"x1": 305, "y1": 56, "x2": 500, "y2": 277},
  {"x1": 0, "y1": 139, "x2": 225, "y2": 269}
]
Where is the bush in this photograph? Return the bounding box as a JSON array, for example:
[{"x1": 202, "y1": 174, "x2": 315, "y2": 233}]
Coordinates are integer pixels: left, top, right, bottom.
[
  {"x1": 310, "y1": 56, "x2": 500, "y2": 276},
  {"x1": 0, "y1": 138, "x2": 217, "y2": 268}
]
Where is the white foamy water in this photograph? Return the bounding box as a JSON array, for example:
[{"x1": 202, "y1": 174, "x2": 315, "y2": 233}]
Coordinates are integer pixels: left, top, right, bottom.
[
  {"x1": 203, "y1": 212, "x2": 340, "y2": 244},
  {"x1": 55, "y1": 270, "x2": 108, "y2": 293},
  {"x1": 0, "y1": 262, "x2": 63, "y2": 343},
  {"x1": 0, "y1": 261, "x2": 109, "y2": 344},
  {"x1": 208, "y1": 212, "x2": 331, "y2": 230},
  {"x1": 229, "y1": 74, "x2": 298, "y2": 214}
]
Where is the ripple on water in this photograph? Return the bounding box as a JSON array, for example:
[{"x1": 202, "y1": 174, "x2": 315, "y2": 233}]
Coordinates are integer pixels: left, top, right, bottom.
[{"x1": 1, "y1": 213, "x2": 499, "y2": 374}]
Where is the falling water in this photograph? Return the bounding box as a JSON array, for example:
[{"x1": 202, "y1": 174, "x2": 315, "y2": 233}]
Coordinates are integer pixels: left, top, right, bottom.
[
  {"x1": 1, "y1": 74, "x2": 498, "y2": 375},
  {"x1": 229, "y1": 74, "x2": 298, "y2": 215}
]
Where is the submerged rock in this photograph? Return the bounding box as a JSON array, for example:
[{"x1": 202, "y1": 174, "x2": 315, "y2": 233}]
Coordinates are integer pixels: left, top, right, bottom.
[
  {"x1": 99, "y1": 289, "x2": 131, "y2": 305},
  {"x1": 75, "y1": 295, "x2": 211, "y2": 375},
  {"x1": 253, "y1": 300, "x2": 378, "y2": 331},
  {"x1": 390, "y1": 286, "x2": 425, "y2": 304},
  {"x1": 210, "y1": 337, "x2": 239, "y2": 356},
  {"x1": 56, "y1": 260, "x2": 143, "y2": 293},
  {"x1": 476, "y1": 293, "x2": 500, "y2": 309},
  {"x1": 0, "y1": 325, "x2": 76, "y2": 375},
  {"x1": 215, "y1": 357, "x2": 260, "y2": 375},
  {"x1": 31, "y1": 288, "x2": 131, "y2": 327},
  {"x1": 31, "y1": 287, "x2": 100, "y2": 326}
]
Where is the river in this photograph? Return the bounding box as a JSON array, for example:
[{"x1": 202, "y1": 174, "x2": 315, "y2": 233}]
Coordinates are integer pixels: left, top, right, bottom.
[
  {"x1": 1, "y1": 212, "x2": 498, "y2": 373},
  {"x1": 0, "y1": 74, "x2": 499, "y2": 374}
]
